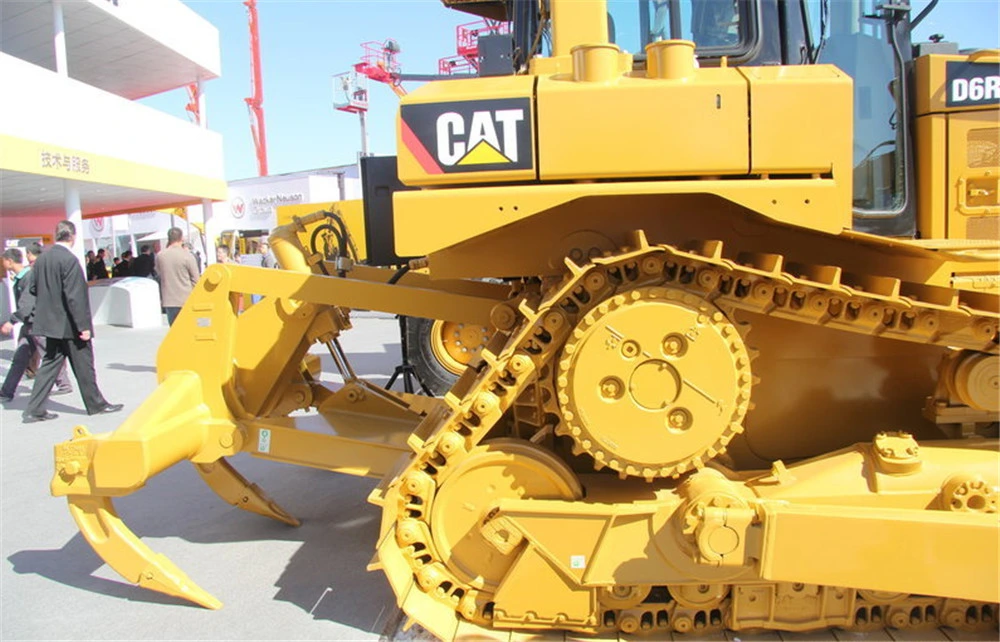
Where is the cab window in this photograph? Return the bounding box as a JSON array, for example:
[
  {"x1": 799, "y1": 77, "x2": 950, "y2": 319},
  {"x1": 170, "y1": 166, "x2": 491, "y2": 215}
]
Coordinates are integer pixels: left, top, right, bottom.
[
  {"x1": 804, "y1": 0, "x2": 905, "y2": 213},
  {"x1": 607, "y1": 0, "x2": 755, "y2": 59}
]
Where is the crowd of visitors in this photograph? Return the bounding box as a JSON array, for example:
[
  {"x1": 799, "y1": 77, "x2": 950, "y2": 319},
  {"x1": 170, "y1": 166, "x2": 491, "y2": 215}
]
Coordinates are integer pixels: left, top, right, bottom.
[
  {"x1": 57, "y1": 231, "x2": 276, "y2": 295},
  {"x1": 85, "y1": 241, "x2": 201, "y2": 282},
  {"x1": 3, "y1": 230, "x2": 282, "y2": 418}
]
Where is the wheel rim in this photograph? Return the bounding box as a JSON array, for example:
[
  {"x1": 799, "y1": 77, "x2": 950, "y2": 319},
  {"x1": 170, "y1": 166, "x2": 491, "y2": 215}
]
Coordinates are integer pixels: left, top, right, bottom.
[{"x1": 430, "y1": 319, "x2": 492, "y2": 376}]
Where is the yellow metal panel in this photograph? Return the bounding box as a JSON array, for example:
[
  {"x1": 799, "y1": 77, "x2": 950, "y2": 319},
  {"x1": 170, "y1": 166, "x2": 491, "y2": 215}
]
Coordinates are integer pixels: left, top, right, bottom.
[
  {"x1": 0, "y1": 133, "x2": 228, "y2": 201},
  {"x1": 223, "y1": 265, "x2": 503, "y2": 326},
  {"x1": 915, "y1": 114, "x2": 949, "y2": 240},
  {"x1": 396, "y1": 75, "x2": 536, "y2": 187},
  {"x1": 947, "y1": 109, "x2": 1000, "y2": 240},
  {"x1": 739, "y1": 65, "x2": 853, "y2": 178},
  {"x1": 246, "y1": 420, "x2": 411, "y2": 479},
  {"x1": 915, "y1": 52, "x2": 1000, "y2": 116},
  {"x1": 759, "y1": 503, "x2": 1000, "y2": 603},
  {"x1": 550, "y1": 0, "x2": 608, "y2": 56},
  {"x1": 529, "y1": 55, "x2": 573, "y2": 76},
  {"x1": 276, "y1": 199, "x2": 368, "y2": 261},
  {"x1": 493, "y1": 545, "x2": 597, "y2": 628},
  {"x1": 536, "y1": 68, "x2": 749, "y2": 180},
  {"x1": 394, "y1": 179, "x2": 849, "y2": 260}
]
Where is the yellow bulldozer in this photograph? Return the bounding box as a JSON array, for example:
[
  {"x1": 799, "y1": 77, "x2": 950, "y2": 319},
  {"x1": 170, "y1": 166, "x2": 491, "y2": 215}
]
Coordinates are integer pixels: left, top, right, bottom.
[{"x1": 51, "y1": 0, "x2": 998, "y2": 639}]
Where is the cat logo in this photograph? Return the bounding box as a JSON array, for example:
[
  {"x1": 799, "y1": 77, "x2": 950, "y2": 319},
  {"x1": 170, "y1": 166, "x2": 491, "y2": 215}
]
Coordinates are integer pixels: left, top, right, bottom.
[
  {"x1": 401, "y1": 97, "x2": 533, "y2": 175},
  {"x1": 436, "y1": 109, "x2": 525, "y2": 166}
]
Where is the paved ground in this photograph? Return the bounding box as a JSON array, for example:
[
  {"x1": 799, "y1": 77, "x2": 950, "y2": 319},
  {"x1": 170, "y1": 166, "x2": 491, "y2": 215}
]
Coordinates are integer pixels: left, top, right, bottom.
[{"x1": 0, "y1": 313, "x2": 407, "y2": 641}]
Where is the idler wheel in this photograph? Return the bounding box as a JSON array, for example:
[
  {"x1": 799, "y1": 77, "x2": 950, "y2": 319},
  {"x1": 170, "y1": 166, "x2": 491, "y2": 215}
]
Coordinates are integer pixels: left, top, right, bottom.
[{"x1": 429, "y1": 439, "x2": 582, "y2": 591}]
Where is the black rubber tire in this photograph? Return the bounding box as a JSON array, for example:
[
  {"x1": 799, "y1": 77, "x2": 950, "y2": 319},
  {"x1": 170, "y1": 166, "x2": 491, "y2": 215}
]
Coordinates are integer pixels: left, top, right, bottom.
[{"x1": 405, "y1": 316, "x2": 459, "y2": 396}]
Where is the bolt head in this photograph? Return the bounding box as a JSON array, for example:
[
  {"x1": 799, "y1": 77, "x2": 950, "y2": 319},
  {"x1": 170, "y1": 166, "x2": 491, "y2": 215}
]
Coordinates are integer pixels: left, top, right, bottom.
[{"x1": 668, "y1": 409, "x2": 691, "y2": 430}]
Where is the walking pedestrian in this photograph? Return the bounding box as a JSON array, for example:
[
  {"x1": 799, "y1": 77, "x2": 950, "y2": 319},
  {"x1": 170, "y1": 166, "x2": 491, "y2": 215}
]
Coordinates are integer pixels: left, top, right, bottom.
[
  {"x1": 24, "y1": 242, "x2": 42, "y2": 267},
  {"x1": 155, "y1": 227, "x2": 200, "y2": 326},
  {"x1": 0, "y1": 248, "x2": 73, "y2": 403},
  {"x1": 23, "y1": 220, "x2": 123, "y2": 423},
  {"x1": 22, "y1": 242, "x2": 44, "y2": 378}
]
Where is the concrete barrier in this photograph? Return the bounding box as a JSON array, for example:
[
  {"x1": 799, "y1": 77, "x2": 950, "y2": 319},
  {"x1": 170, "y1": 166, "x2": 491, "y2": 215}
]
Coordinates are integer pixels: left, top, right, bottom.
[
  {"x1": 88, "y1": 280, "x2": 112, "y2": 325},
  {"x1": 89, "y1": 277, "x2": 162, "y2": 328}
]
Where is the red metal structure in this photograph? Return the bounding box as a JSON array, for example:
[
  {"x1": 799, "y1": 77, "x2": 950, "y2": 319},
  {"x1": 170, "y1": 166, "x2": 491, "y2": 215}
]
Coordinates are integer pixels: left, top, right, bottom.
[
  {"x1": 335, "y1": 23, "x2": 511, "y2": 157},
  {"x1": 244, "y1": 0, "x2": 268, "y2": 176},
  {"x1": 334, "y1": 39, "x2": 407, "y2": 156},
  {"x1": 354, "y1": 40, "x2": 406, "y2": 98},
  {"x1": 332, "y1": 71, "x2": 368, "y2": 115},
  {"x1": 184, "y1": 83, "x2": 201, "y2": 125}
]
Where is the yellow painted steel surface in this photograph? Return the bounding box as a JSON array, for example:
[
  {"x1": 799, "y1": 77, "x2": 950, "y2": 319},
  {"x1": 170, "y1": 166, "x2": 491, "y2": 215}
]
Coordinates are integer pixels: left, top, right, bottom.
[
  {"x1": 277, "y1": 199, "x2": 368, "y2": 260},
  {"x1": 915, "y1": 51, "x2": 1000, "y2": 116},
  {"x1": 916, "y1": 111, "x2": 951, "y2": 240},
  {"x1": 740, "y1": 65, "x2": 853, "y2": 181},
  {"x1": 393, "y1": 179, "x2": 853, "y2": 261},
  {"x1": 549, "y1": 0, "x2": 608, "y2": 57},
  {"x1": 536, "y1": 67, "x2": 751, "y2": 179},
  {"x1": 948, "y1": 110, "x2": 999, "y2": 239},
  {"x1": 47, "y1": 2, "x2": 1000, "y2": 641},
  {"x1": 914, "y1": 52, "x2": 1000, "y2": 241}
]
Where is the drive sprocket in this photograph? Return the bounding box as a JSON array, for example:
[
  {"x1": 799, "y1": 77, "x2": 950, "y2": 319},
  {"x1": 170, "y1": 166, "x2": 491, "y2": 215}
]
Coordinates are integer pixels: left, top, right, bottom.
[{"x1": 556, "y1": 286, "x2": 752, "y2": 479}]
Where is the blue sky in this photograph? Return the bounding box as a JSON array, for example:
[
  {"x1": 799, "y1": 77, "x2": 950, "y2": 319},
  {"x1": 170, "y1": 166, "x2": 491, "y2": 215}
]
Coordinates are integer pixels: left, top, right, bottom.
[{"x1": 143, "y1": 1, "x2": 1000, "y2": 181}]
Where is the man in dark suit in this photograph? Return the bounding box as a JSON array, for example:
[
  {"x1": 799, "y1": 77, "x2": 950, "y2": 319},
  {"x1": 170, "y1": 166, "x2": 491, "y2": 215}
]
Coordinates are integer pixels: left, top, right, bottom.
[
  {"x1": 23, "y1": 220, "x2": 123, "y2": 423},
  {"x1": 131, "y1": 245, "x2": 155, "y2": 278},
  {"x1": 112, "y1": 250, "x2": 132, "y2": 277}
]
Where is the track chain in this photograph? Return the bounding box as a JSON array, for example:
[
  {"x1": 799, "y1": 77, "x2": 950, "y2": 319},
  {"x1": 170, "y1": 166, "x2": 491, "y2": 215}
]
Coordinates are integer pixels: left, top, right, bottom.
[{"x1": 385, "y1": 232, "x2": 999, "y2": 636}]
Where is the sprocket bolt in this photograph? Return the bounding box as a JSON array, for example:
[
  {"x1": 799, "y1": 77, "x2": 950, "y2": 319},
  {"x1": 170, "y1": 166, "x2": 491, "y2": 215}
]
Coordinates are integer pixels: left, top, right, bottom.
[
  {"x1": 600, "y1": 377, "x2": 624, "y2": 400},
  {"x1": 668, "y1": 409, "x2": 692, "y2": 431},
  {"x1": 621, "y1": 340, "x2": 640, "y2": 358}
]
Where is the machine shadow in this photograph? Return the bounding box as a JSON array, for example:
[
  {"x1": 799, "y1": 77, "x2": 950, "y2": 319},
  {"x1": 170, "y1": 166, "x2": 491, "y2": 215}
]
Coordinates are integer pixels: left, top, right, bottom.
[
  {"x1": 106, "y1": 362, "x2": 158, "y2": 373},
  {"x1": 7, "y1": 534, "x2": 195, "y2": 608},
  {"x1": 0, "y1": 394, "x2": 93, "y2": 415},
  {"x1": 270, "y1": 473, "x2": 395, "y2": 633},
  {"x1": 24, "y1": 326, "x2": 407, "y2": 633},
  {"x1": 15, "y1": 455, "x2": 396, "y2": 631}
]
